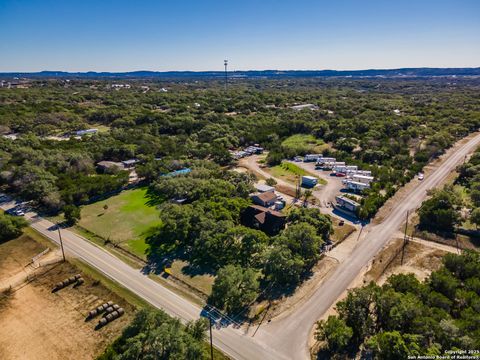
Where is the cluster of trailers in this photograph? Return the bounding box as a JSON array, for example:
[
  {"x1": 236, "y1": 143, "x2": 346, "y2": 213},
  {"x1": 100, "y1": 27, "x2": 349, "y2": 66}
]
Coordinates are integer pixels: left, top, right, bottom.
[
  {"x1": 304, "y1": 154, "x2": 375, "y2": 192},
  {"x1": 231, "y1": 145, "x2": 264, "y2": 159}
]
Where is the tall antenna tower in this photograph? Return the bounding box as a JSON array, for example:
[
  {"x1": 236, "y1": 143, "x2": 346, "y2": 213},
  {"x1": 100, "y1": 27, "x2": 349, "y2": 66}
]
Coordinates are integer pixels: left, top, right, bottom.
[{"x1": 224, "y1": 59, "x2": 228, "y2": 91}]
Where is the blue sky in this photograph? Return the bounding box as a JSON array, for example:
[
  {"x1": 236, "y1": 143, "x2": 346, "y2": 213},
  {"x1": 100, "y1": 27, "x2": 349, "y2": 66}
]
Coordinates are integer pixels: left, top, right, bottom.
[{"x1": 0, "y1": 0, "x2": 479, "y2": 71}]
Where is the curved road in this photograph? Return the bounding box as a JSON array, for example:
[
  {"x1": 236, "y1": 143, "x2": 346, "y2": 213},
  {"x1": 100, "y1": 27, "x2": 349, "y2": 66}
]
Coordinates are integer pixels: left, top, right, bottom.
[
  {"x1": 254, "y1": 131, "x2": 480, "y2": 359},
  {"x1": 2, "y1": 132, "x2": 480, "y2": 360}
]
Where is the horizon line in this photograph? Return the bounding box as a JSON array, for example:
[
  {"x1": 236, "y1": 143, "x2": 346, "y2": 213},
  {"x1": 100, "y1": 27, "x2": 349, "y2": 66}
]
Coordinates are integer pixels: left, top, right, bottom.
[{"x1": 1, "y1": 66, "x2": 480, "y2": 74}]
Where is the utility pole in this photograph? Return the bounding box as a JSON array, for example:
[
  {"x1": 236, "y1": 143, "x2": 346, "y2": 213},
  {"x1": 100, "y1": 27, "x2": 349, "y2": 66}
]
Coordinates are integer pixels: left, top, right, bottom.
[
  {"x1": 401, "y1": 210, "x2": 409, "y2": 265},
  {"x1": 57, "y1": 223, "x2": 65, "y2": 262},
  {"x1": 224, "y1": 59, "x2": 228, "y2": 92},
  {"x1": 209, "y1": 317, "x2": 214, "y2": 360}
]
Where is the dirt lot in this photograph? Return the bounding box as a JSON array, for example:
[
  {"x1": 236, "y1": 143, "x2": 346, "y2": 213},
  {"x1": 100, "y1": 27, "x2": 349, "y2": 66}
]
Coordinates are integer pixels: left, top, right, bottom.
[
  {"x1": 364, "y1": 237, "x2": 447, "y2": 285},
  {"x1": 0, "y1": 234, "x2": 46, "y2": 278},
  {"x1": 0, "y1": 259, "x2": 134, "y2": 360}
]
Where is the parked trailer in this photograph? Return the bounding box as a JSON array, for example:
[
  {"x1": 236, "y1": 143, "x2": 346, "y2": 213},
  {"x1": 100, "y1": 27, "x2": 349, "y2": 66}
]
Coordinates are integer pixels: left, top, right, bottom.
[
  {"x1": 322, "y1": 161, "x2": 345, "y2": 170},
  {"x1": 345, "y1": 180, "x2": 370, "y2": 192},
  {"x1": 301, "y1": 176, "x2": 318, "y2": 188},
  {"x1": 304, "y1": 154, "x2": 323, "y2": 162},
  {"x1": 335, "y1": 195, "x2": 360, "y2": 212},
  {"x1": 352, "y1": 174, "x2": 374, "y2": 185},
  {"x1": 316, "y1": 157, "x2": 336, "y2": 165},
  {"x1": 346, "y1": 169, "x2": 372, "y2": 176},
  {"x1": 333, "y1": 164, "x2": 358, "y2": 173}
]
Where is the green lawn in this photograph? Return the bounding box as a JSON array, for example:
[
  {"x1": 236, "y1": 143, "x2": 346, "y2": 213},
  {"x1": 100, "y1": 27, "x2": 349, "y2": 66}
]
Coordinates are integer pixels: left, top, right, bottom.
[
  {"x1": 79, "y1": 187, "x2": 161, "y2": 257},
  {"x1": 281, "y1": 134, "x2": 329, "y2": 154},
  {"x1": 267, "y1": 161, "x2": 327, "y2": 185}
]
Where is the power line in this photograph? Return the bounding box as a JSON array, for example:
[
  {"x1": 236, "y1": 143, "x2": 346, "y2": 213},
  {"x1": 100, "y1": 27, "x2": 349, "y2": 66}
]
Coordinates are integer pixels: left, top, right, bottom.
[{"x1": 57, "y1": 223, "x2": 65, "y2": 262}]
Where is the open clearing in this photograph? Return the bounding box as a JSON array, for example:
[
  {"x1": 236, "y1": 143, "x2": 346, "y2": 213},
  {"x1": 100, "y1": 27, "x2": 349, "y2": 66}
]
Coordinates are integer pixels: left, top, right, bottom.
[
  {"x1": 0, "y1": 237, "x2": 134, "y2": 360},
  {"x1": 79, "y1": 187, "x2": 161, "y2": 258},
  {"x1": 265, "y1": 162, "x2": 327, "y2": 186},
  {"x1": 167, "y1": 260, "x2": 215, "y2": 297},
  {"x1": 281, "y1": 134, "x2": 329, "y2": 154},
  {"x1": 0, "y1": 233, "x2": 46, "y2": 278},
  {"x1": 365, "y1": 238, "x2": 447, "y2": 285}
]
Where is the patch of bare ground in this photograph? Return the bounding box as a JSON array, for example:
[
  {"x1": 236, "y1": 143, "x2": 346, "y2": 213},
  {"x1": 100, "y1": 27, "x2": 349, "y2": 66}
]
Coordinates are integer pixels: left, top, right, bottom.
[
  {"x1": 0, "y1": 234, "x2": 46, "y2": 278},
  {"x1": 374, "y1": 132, "x2": 479, "y2": 224},
  {"x1": 366, "y1": 238, "x2": 446, "y2": 285},
  {"x1": 0, "y1": 260, "x2": 134, "y2": 360}
]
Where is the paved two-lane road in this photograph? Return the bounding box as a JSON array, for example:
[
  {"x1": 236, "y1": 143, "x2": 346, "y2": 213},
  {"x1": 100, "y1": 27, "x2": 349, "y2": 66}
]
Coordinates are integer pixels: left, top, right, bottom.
[
  {"x1": 254, "y1": 132, "x2": 480, "y2": 359},
  {"x1": 0, "y1": 204, "x2": 287, "y2": 360},
  {"x1": 3, "y1": 131, "x2": 480, "y2": 360}
]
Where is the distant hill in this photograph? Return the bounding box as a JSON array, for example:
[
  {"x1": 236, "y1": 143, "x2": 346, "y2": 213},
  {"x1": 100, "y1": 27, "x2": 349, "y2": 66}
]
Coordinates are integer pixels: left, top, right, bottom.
[{"x1": 1, "y1": 67, "x2": 479, "y2": 79}]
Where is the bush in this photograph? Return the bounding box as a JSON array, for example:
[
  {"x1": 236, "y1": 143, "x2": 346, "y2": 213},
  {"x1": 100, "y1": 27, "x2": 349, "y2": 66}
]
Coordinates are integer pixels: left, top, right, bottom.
[{"x1": 0, "y1": 213, "x2": 28, "y2": 242}]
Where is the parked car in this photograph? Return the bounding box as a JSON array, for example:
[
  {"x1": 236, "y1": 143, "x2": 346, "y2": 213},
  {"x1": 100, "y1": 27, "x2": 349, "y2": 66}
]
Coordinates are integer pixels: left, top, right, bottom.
[
  {"x1": 335, "y1": 172, "x2": 346, "y2": 177},
  {"x1": 418, "y1": 173, "x2": 424, "y2": 180}
]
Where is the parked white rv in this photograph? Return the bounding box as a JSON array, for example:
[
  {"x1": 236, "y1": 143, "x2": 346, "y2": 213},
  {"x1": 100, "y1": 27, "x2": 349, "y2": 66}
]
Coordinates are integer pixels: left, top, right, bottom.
[
  {"x1": 304, "y1": 154, "x2": 322, "y2": 162},
  {"x1": 316, "y1": 157, "x2": 336, "y2": 165},
  {"x1": 301, "y1": 175, "x2": 318, "y2": 188},
  {"x1": 352, "y1": 174, "x2": 374, "y2": 185},
  {"x1": 345, "y1": 180, "x2": 370, "y2": 192}
]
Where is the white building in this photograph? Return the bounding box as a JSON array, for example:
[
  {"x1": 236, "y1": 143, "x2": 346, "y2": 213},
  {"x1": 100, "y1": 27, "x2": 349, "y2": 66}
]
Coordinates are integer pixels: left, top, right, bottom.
[
  {"x1": 345, "y1": 180, "x2": 370, "y2": 192},
  {"x1": 333, "y1": 164, "x2": 358, "y2": 173},
  {"x1": 335, "y1": 195, "x2": 360, "y2": 212},
  {"x1": 290, "y1": 104, "x2": 319, "y2": 111},
  {"x1": 352, "y1": 174, "x2": 374, "y2": 185},
  {"x1": 316, "y1": 157, "x2": 336, "y2": 165},
  {"x1": 254, "y1": 184, "x2": 275, "y2": 193},
  {"x1": 347, "y1": 169, "x2": 372, "y2": 177},
  {"x1": 301, "y1": 176, "x2": 318, "y2": 188},
  {"x1": 304, "y1": 154, "x2": 322, "y2": 162},
  {"x1": 75, "y1": 128, "x2": 98, "y2": 136}
]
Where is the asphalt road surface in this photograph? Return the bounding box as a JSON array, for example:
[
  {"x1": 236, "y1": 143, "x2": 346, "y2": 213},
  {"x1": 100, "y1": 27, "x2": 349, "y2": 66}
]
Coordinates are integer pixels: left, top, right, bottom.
[
  {"x1": 0, "y1": 207, "x2": 287, "y2": 360},
  {"x1": 254, "y1": 131, "x2": 480, "y2": 359},
  {"x1": 2, "y1": 131, "x2": 480, "y2": 360}
]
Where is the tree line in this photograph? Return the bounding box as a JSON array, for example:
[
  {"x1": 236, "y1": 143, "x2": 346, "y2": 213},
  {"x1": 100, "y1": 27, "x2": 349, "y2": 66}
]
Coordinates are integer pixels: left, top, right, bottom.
[{"x1": 316, "y1": 251, "x2": 480, "y2": 359}]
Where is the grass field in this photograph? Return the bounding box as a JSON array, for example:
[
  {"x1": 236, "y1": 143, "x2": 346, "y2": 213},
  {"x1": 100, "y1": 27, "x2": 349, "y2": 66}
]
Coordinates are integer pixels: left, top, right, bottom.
[
  {"x1": 168, "y1": 260, "x2": 215, "y2": 296},
  {"x1": 267, "y1": 161, "x2": 327, "y2": 186},
  {"x1": 281, "y1": 134, "x2": 329, "y2": 154},
  {"x1": 79, "y1": 187, "x2": 161, "y2": 258}
]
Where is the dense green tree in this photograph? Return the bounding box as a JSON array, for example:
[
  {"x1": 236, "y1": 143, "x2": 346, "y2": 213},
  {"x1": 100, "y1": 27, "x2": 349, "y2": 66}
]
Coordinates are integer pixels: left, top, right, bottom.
[
  {"x1": 315, "y1": 252, "x2": 480, "y2": 357},
  {"x1": 0, "y1": 213, "x2": 28, "y2": 242},
  {"x1": 418, "y1": 188, "x2": 461, "y2": 233},
  {"x1": 315, "y1": 316, "x2": 353, "y2": 352},
  {"x1": 367, "y1": 331, "x2": 421, "y2": 360},
  {"x1": 281, "y1": 222, "x2": 324, "y2": 264},
  {"x1": 286, "y1": 207, "x2": 332, "y2": 239},
  {"x1": 262, "y1": 244, "x2": 305, "y2": 285},
  {"x1": 209, "y1": 265, "x2": 259, "y2": 313},
  {"x1": 63, "y1": 204, "x2": 81, "y2": 225},
  {"x1": 470, "y1": 207, "x2": 480, "y2": 229},
  {"x1": 99, "y1": 309, "x2": 209, "y2": 360}
]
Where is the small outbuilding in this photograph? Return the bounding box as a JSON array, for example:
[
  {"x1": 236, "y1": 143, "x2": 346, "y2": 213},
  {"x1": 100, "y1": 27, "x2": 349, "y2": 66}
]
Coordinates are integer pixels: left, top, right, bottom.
[
  {"x1": 254, "y1": 184, "x2": 275, "y2": 193},
  {"x1": 301, "y1": 176, "x2": 318, "y2": 188},
  {"x1": 335, "y1": 195, "x2": 360, "y2": 213},
  {"x1": 97, "y1": 161, "x2": 125, "y2": 172}
]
